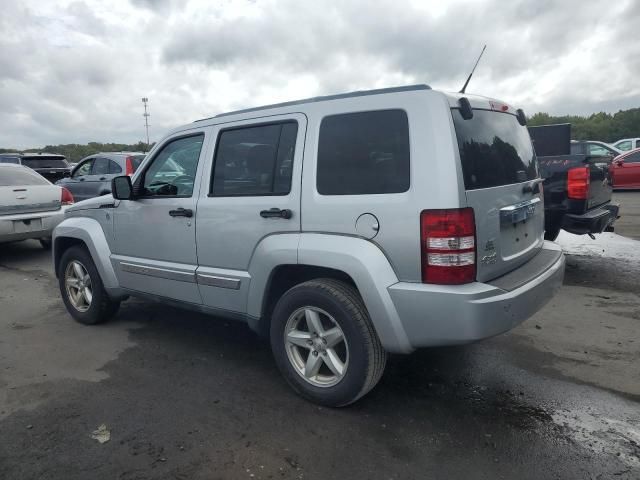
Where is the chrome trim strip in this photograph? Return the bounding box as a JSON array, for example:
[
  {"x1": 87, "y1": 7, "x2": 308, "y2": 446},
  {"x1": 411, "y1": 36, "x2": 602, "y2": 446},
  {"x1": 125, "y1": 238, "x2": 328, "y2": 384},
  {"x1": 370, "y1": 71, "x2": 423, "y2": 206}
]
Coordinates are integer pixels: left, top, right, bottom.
[
  {"x1": 120, "y1": 262, "x2": 196, "y2": 283},
  {"x1": 499, "y1": 196, "x2": 541, "y2": 212},
  {"x1": 196, "y1": 273, "x2": 241, "y2": 290},
  {"x1": 499, "y1": 197, "x2": 541, "y2": 225},
  {"x1": 0, "y1": 201, "x2": 61, "y2": 216}
]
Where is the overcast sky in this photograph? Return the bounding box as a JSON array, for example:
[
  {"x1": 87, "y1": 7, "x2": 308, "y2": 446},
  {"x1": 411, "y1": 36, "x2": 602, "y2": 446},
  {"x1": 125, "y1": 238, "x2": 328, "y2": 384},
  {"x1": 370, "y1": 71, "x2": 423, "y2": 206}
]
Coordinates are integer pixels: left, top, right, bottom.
[{"x1": 1, "y1": 0, "x2": 638, "y2": 149}]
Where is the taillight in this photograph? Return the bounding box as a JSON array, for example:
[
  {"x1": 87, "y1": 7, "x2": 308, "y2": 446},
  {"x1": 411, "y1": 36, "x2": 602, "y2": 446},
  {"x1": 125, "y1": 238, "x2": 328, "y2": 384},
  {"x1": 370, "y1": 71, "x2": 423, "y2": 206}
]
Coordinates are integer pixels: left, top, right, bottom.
[
  {"x1": 125, "y1": 156, "x2": 134, "y2": 176},
  {"x1": 567, "y1": 166, "x2": 590, "y2": 200},
  {"x1": 420, "y1": 208, "x2": 476, "y2": 285},
  {"x1": 61, "y1": 187, "x2": 74, "y2": 205}
]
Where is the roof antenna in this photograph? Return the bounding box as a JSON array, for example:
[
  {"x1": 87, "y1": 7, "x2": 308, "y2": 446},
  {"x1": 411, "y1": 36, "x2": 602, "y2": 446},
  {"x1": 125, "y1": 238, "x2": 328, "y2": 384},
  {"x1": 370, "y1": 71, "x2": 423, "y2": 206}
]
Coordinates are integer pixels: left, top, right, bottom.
[{"x1": 459, "y1": 45, "x2": 487, "y2": 94}]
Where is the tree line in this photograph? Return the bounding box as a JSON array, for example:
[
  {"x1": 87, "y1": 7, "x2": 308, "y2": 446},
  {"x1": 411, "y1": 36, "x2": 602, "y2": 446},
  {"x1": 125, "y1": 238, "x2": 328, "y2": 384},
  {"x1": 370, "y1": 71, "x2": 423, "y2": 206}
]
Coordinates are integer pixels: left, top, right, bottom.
[
  {"x1": 1, "y1": 107, "x2": 638, "y2": 160},
  {"x1": 527, "y1": 107, "x2": 640, "y2": 143},
  {"x1": 0, "y1": 141, "x2": 154, "y2": 163}
]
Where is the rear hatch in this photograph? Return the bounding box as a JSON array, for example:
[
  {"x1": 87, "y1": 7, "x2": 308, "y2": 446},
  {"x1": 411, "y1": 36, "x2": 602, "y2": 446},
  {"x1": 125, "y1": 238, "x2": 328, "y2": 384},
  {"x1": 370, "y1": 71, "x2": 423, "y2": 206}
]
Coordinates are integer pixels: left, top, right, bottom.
[
  {"x1": 0, "y1": 167, "x2": 61, "y2": 216},
  {"x1": 452, "y1": 107, "x2": 544, "y2": 282},
  {"x1": 21, "y1": 156, "x2": 70, "y2": 182}
]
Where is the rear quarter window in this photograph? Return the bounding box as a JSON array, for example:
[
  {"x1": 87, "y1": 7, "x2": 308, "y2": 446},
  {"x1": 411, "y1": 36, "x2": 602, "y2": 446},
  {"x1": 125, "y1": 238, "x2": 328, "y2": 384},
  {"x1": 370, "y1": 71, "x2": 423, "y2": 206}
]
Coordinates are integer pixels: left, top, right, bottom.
[
  {"x1": 0, "y1": 167, "x2": 50, "y2": 186},
  {"x1": 317, "y1": 109, "x2": 410, "y2": 195},
  {"x1": 452, "y1": 109, "x2": 538, "y2": 190}
]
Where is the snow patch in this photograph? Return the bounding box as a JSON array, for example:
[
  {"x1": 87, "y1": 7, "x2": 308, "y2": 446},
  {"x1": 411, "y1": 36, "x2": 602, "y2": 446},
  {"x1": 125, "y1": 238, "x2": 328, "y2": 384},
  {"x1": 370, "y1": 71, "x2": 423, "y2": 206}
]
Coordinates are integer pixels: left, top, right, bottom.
[{"x1": 556, "y1": 231, "x2": 640, "y2": 263}]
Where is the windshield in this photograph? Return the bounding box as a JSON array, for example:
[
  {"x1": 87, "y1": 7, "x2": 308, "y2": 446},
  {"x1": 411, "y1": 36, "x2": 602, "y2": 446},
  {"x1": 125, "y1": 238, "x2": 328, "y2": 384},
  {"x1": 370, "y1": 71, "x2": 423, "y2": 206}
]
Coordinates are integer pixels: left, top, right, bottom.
[
  {"x1": 21, "y1": 157, "x2": 69, "y2": 169},
  {"x1": 452, "y1": 109, "x2": 538, "y2": 190}
]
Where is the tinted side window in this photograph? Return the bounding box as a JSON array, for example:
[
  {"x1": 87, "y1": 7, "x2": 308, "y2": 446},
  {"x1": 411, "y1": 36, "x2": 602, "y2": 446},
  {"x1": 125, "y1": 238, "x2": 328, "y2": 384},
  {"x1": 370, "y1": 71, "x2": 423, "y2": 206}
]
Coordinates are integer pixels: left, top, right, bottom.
[
  {"x1": 109, "y1": 159, "x2": 122, "y2": 174},
  {"x1": 317, "y1": 110, "x2": 410, "y2": 195},
  {"x1": 211, "y1": 122, "x2": 297, "y2": 196},
  {"x1": 92, "y1": 158, "x2": 110, "y2": 175},
  {"x1": 626, "y1": 152, "x2": 640, "y2": 163}
]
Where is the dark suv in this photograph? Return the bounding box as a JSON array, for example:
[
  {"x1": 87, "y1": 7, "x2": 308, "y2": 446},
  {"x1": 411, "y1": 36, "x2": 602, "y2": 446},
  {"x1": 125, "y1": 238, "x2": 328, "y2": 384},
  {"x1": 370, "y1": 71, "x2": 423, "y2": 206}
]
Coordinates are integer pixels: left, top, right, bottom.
[
  {"x1": 56, "y1": 152, "x2": 145, "y2": 202},
  {"x1": 0, "y1": 153, "x2": 71, "y2": 183}
]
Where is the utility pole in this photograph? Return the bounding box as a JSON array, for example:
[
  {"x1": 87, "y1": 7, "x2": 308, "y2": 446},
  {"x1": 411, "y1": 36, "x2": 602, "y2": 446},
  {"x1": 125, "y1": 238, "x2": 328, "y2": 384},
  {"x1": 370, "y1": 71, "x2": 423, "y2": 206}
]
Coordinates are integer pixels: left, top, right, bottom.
[{"x1": 141, "y1": 97, "x2": 150, "y2": 151}]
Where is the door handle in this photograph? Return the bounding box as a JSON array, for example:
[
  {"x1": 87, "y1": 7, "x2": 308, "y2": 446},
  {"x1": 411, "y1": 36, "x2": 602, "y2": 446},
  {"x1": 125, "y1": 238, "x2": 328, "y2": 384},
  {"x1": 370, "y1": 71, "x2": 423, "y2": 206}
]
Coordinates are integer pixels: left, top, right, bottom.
[
  {"x1": 79, "y1": 177, "x2": 85, "y2": 181},
  {"x1": 169, "y1": 208, "x2": 193, "y2": 218},
  {"x1": 99, "y1": 177, "x2": 106, "y2": 181},
  {"x1": 260, "y1": 208, "x2": 292, "y2": 219}
]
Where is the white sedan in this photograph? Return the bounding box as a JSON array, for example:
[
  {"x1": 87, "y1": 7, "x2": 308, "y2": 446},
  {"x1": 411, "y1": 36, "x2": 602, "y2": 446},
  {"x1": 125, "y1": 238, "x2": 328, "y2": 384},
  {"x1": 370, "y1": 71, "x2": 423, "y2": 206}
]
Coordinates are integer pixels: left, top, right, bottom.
[{"x1": 0, "y1": 163, "x2": 74, "y2": 248}]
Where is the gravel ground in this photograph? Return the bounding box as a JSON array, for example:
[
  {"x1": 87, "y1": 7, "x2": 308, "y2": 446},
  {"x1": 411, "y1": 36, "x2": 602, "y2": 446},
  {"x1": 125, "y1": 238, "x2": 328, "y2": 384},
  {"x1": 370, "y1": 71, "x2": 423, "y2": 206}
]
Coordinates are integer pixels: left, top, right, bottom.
[{"x1": 0, "y1": 191, "x2": 639, "y2": 480}]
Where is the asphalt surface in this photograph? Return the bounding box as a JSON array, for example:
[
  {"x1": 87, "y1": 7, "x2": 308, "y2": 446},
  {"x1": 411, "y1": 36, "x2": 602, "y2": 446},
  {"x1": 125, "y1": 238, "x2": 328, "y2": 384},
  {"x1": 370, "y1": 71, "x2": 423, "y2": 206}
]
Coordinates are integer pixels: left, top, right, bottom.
[{"x1": 1, "y1": 192, "x2": 639, "y2": 480}]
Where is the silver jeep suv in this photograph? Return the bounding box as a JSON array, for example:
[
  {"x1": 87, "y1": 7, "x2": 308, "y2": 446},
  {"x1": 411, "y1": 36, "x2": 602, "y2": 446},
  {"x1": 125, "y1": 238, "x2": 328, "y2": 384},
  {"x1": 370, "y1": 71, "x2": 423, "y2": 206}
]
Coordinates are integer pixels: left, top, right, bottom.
[{"x1": 53, "y1": 85, "x2": 565, "y2": 406}]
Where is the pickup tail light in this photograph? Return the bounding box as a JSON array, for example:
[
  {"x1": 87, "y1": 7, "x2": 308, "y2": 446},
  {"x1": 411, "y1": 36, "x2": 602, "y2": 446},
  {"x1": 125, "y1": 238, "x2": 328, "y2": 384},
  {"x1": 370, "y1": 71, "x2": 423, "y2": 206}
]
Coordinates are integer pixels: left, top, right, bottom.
[
  {"x1": 567, "y1": 166, "x2": 590, "y2": 200},
  {"x1": 125, "y1": 156, "x2": 134, "y2": 176},
  {"x1": 421, "y1": 208, "x2": 476, "y2": 285},
  {"x1": 61, "y1": 187, "x2": 74, "y2": 205}
]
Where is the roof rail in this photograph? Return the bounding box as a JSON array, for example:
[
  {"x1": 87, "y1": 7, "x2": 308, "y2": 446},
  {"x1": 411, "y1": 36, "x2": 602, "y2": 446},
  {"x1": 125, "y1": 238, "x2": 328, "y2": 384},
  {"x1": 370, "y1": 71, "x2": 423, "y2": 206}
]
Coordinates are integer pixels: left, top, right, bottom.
[{"x1": 194, "y1": 84, "x2": 431, "y2": 122}]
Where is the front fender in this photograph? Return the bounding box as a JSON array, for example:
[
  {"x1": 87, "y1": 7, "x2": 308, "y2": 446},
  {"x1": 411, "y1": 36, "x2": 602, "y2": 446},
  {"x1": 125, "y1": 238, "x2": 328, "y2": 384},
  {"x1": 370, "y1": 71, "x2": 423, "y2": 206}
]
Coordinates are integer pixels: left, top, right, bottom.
[{"x1": 53, "y1": 217, "x2": 125, "y2": 296}]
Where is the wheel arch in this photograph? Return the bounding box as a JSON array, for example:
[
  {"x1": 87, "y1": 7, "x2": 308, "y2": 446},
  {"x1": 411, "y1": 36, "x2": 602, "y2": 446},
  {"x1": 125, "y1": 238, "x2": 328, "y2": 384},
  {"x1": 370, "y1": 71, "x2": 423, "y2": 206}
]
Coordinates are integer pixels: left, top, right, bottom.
[
  {"x1": 247, "y1": 233, "x2": 412, "y2": 354},
  {"x1": 53, "y1": 217, "x2": 125, "y2": 298}
]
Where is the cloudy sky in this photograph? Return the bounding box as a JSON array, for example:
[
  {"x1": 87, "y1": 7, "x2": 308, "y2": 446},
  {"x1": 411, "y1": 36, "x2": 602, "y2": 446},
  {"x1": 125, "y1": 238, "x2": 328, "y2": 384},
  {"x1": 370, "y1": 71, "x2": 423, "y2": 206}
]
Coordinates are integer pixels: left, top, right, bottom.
[{"x1": 1, "y1": 0, "x2": 638, "y2": 149}]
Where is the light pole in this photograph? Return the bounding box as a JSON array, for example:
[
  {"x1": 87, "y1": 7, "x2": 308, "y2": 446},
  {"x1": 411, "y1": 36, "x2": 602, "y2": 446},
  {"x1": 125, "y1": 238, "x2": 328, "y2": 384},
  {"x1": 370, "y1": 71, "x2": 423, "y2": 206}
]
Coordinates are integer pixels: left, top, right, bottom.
[{"x1": 141, "y1": 97, "x2": 150, "y2": 150}]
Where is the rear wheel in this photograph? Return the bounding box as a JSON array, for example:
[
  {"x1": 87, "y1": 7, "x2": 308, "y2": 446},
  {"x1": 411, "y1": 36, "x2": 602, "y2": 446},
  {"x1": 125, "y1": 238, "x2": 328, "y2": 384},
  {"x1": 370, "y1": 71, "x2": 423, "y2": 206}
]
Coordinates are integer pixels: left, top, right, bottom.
[
  {"x1": 58, "y1": 245, "x2": 120, "y2": 325},
  {"x1": 270, "y1": 279, "x2": 386, "y2": 407}
]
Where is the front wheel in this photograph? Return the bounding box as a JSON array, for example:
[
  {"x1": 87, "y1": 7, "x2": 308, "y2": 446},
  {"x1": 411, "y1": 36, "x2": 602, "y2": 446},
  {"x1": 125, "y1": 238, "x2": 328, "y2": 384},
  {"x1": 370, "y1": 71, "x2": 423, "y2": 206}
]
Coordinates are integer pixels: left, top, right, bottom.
[
  {"x1": 270, "y1": 279, "x2": 386, "y2": 407},
  {"x1": 58, "y1": 245, "x2": 120, "y2": 325}
]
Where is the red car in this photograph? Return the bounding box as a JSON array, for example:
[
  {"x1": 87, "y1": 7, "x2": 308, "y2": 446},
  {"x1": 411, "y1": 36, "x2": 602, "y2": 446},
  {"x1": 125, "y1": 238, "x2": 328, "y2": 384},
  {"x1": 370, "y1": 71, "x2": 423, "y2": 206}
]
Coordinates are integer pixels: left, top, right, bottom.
[{"x1": 611, "y1": 148, "x2": 640, "y2": 189}]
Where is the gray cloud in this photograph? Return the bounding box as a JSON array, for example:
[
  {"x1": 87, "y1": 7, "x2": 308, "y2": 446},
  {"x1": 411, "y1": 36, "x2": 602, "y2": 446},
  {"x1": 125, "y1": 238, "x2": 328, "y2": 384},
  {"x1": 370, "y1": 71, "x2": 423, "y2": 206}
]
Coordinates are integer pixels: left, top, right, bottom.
[{"x1": 0, "y1": 0, "x2": 638, "y2": 149}]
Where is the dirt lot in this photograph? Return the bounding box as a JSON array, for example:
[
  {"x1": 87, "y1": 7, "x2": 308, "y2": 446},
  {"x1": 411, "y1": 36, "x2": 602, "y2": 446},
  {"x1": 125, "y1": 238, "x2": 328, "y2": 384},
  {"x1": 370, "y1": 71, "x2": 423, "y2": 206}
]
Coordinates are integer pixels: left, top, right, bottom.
[{"x1": 1, "y1": 192, "x2": 639, "y2": 480}]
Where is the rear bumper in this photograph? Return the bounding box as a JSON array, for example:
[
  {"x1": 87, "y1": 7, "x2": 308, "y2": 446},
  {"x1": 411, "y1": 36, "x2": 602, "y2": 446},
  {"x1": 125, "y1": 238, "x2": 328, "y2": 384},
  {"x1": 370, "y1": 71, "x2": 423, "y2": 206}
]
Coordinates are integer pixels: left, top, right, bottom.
[
  {"x1": 0, "y1": 208, "x2": 66, "y2": 243},
  {"x1": 562, "y1": 203, "x2": 619, "y2": 235},
  {"x1": 388, "y1": 242, "x2": 565, "y2": 349}
]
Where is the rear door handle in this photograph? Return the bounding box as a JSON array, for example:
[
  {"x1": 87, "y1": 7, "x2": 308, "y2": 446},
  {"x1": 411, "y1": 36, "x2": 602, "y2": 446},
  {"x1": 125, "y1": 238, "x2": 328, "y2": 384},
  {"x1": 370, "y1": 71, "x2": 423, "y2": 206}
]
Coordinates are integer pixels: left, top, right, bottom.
[
  {"x1": 169, "y1": 208, "x2": 193, "y2": 218},
  {"x1": 260, "y1": 208, "x2": 292, "y2": 219},
  {"x1": 99, "y1": 177, "x2": 107, "y2": 181}
]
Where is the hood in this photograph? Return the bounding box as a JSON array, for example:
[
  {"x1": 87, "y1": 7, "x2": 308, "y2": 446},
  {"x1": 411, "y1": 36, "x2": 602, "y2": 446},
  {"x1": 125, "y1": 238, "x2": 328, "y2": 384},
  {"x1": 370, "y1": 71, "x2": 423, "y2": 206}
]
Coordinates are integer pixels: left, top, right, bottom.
[{"x1": 66, "y1": 194, "x2": 116, "y2": 213}]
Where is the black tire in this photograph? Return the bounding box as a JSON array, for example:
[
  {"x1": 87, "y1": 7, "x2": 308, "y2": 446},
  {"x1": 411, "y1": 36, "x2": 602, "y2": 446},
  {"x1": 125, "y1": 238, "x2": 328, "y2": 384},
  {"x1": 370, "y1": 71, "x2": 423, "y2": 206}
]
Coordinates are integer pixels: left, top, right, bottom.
[
  {"x1": 270, "y1": 279, "x2": 386, "y2": 407},
  {"x1": 58, "y1": 245, "x2": 120, "y2": 325},
  {"x1": 544, "y1": 226, "x2": 561, "y2": 241},
  {"x1": 39, "y1": 237, "x2": 52, "y2": 249}
]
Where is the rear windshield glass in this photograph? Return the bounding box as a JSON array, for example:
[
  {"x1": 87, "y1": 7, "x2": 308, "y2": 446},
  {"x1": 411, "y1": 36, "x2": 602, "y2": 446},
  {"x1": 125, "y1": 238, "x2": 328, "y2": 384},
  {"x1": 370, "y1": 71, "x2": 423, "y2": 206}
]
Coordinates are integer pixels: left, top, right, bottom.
[
  {"x1": 0, "y1": 156, "x2": 20, "y2": 164},
  {"x1": 0, "y1": 167, "x2": 50, "y2": 186},
  {"x1": 131, "y1": 155, "x2": 145, "y2": 171},
  {"x1": 21, "y1": 157, "x2": 69, "y2": 169},
  {"x1": 452, "y1": 109, "x2": 538, "y2": 190}
]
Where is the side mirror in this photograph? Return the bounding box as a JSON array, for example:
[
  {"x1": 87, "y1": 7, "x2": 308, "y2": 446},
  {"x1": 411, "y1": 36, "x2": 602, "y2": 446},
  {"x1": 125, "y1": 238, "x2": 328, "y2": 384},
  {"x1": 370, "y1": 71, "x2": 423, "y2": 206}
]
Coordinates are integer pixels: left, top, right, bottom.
[{"x1": 111, "y1": 175, "x2": 134, "y2": 200}]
